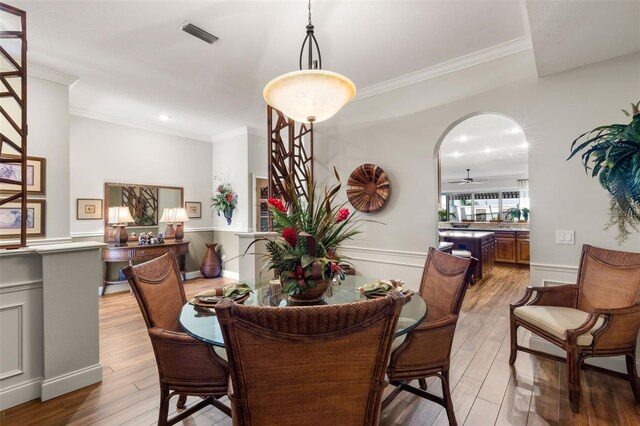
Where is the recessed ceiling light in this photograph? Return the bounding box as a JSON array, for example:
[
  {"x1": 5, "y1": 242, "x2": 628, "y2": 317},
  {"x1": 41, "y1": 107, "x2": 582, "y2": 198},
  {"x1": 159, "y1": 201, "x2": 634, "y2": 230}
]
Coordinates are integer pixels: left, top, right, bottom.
[
  {"x1": 459, "y1": 135, "x2": 468, "y2": 142},
  {"x1": 158, "y1": 114, "x2": 172, "y2": 121}
]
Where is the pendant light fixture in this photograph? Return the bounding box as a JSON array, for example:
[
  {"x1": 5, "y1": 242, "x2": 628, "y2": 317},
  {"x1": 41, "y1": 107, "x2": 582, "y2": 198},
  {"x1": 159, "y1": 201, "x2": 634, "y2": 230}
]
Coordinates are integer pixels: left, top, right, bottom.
[{"x1": 263, "y1": 0, "x2": 356, "y2": 124}]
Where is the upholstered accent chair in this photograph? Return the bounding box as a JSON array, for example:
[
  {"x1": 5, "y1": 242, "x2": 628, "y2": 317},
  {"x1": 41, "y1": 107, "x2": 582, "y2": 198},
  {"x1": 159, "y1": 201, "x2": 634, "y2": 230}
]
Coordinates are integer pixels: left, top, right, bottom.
[
  {"x1": 510, "y1": 244, "x2": 640, "y2": 413},
  {"x1": 215, "y1": 292, "x2": 405, "y2": 426},
  {"x1": 123, "y1": 252, "x2": 231, "y2": 426},
  {"x1": 383, "y1": 247, "x2": 477, "y2": 426}
]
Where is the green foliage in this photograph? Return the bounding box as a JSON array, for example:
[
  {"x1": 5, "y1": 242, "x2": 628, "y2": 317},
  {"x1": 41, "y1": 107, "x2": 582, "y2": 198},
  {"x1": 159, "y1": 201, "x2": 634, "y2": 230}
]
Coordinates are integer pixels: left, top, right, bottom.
[
  {"x1": 568, "y1": 101, "x2": 640, "y2": 244},
  {"x1": 521, "y1": 208, "x2": 530, "y2": 221},
  {"x1": 438, "y1": 209, "x2": 457, "y2": 221}
]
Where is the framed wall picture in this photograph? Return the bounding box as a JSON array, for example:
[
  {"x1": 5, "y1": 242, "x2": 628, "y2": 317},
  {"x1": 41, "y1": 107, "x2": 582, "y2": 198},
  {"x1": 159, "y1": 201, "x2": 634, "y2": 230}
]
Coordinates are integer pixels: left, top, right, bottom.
[
  {"x1": 0, "y1": 199, "x2": 46, "y2": 238},
  {"x1": 0, "y1": 155, "x2": 46, "y2": 195},
  {"x1": 185, "y1": 201, "x2": 201, "y2": 218},
  {"x1": 77, "y1": 198, "x2": 103, "y2": 220}
]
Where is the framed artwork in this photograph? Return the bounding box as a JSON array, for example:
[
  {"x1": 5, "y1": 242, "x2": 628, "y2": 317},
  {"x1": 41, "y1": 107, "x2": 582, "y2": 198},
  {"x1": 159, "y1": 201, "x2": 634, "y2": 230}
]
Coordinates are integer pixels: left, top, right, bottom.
[
  {"x1": 185, "y1": 202, "x2": 202, "y2": 218},
  {"x1": 77, "y1": 198, "x2": 103, "y2": 220},
  {"x1": 0, "y1": 199, "x2": 46, "y2": 238},
  {"x1": 0, "y1": 155, "x2": 46, "y2": 195}
]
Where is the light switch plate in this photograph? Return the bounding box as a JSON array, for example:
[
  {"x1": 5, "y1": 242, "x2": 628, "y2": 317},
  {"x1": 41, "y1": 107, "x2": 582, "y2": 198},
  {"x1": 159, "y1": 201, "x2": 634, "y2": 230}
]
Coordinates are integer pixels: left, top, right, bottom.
[{"x1": 556, "y1": 230, "x2": 575, "y2": 245}]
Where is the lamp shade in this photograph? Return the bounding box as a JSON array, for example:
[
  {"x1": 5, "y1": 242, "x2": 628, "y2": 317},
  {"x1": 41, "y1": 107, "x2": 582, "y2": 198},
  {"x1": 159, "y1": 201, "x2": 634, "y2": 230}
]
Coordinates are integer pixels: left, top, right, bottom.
[
  {"x1": 173, "y1": 208, "x2": 190, "y2": 223},
  {"x1": 159, "y1": 208, "x2": 176, "y2": 223},
  {"x1": 263, "y1": 69, "x2": 356, "y2": 123},
  {"x1": 108, "y1": 207, "x2": 135, "y2": 224}
]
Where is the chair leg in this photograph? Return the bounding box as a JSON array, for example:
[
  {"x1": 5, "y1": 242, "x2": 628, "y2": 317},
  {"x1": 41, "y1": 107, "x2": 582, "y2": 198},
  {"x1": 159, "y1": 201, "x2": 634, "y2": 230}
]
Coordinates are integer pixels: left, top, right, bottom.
[
  {"x1": 440, "y1": 369, "x2": 457, "y2": 426},
  {"x1": 509, "y1": 318, "x2": 518, "y2": 365},
  {"x1": 626, "y1": 353, "x2": 640, "y2": 403},
  {"x1": 177, "y1": 394, "x2": 187, "y2": 409},
  {"x1": 567, "y1": 349, "x2": 581, "y2": 413},
  {"x1": 418, "y1": 378, "x2": 427, "y2": 390},
  {"x1": 158, "y1": 384, "x2": 171, "y2": 426}
]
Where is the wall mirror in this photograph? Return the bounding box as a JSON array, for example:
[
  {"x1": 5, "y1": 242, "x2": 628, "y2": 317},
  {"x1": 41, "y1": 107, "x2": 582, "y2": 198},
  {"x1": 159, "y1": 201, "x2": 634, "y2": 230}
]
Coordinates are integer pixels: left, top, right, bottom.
[{"x1": 103, "y1": 182, "x2": 183, "y2": 242}]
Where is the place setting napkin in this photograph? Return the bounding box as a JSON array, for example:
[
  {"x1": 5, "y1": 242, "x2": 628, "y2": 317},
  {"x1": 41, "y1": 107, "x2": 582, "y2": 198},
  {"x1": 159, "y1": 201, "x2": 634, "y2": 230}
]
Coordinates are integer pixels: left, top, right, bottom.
[
  {"x1": 358, "y1": 279, "x2": 414, "y2": 299},
  {"x1": 190, "y1": 283, "x2": 253, "y2": 308}
]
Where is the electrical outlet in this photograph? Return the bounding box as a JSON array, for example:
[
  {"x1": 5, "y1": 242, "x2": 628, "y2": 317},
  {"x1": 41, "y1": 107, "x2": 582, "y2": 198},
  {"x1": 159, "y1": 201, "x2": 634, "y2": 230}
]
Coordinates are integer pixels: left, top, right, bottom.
[{"x1": 556, "y1": 230, "x2": 575, "y2": 245}]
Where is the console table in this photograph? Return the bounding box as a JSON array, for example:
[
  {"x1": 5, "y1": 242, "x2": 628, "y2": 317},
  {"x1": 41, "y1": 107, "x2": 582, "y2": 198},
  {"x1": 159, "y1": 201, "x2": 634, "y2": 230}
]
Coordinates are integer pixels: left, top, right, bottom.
[{"x1": 101, "y1": 240, "x2": 190, "y2": 295}]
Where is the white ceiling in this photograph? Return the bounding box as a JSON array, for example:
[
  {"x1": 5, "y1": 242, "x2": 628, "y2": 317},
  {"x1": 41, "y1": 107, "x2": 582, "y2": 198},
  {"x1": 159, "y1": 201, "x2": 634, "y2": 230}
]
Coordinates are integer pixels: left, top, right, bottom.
[
  {"x1": 14, "y1": 0, "x2": 528, "y2": 138},
  {"x1": 439, "y1": 113, "x2": 528, "y2": 182},
  {"x1": 527, "y1": 0, "x2": 640, "y2": 77},
  {"x1": 8, "y1": 1, "x2": 639, "y2": 139}
]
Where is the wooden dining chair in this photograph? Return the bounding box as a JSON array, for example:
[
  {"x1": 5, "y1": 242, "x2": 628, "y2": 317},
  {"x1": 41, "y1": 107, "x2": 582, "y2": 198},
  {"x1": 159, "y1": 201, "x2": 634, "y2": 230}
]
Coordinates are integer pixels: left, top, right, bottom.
[
  {"x1": 215, "y1": 292, "x2": 405, "y2": 426},
  {"x1": 123, "y1": 252, "x2": 231, "y2": 426},
  {"x1": 510, "y1": 244, "x2": 640, "y2": 413},
  {"x1": 383, "y1": 247, "x2": 477, "y2": 426}
]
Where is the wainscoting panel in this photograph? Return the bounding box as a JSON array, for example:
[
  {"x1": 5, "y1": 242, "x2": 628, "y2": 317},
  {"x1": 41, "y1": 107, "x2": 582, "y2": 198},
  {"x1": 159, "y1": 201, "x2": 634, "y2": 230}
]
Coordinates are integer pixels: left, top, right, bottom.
[
  {"x1": 0, "y1": 304, "x2": 23, "y2": 380},
  {"x1": 339, "y1": 246, "x2": 427, "y2": 291}
]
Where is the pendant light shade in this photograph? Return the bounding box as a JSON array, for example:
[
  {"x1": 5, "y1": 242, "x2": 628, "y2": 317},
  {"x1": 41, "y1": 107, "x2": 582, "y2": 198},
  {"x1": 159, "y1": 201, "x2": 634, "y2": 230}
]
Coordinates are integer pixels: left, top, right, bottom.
[
  {"x1": 263, "y1": 70, "x2": 355, "y2": 124},
  {"x1": 263, "y1": 0, "x2": 356, "y2": 124}
]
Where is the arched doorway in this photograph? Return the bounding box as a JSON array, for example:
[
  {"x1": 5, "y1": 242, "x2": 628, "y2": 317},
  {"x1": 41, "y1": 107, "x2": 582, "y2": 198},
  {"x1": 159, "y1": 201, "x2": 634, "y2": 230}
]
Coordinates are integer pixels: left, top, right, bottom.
[{"x1": 436, "y1": 113, "x2": 530, "y2": 282}]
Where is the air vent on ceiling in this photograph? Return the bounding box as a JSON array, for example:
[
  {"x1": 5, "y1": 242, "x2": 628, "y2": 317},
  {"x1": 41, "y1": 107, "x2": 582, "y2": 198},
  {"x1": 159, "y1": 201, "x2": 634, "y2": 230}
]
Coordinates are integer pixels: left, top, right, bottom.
[{"x1": 181, "y1": 22, "x2": 218, "y2": 44}]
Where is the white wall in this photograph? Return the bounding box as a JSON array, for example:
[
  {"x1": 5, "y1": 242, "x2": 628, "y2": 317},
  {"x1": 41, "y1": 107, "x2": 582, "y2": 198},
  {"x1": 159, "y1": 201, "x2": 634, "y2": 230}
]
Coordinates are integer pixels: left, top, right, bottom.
[
  {"x1": 69, "y1": 115, "x2": 214, "y2": 236},
  {"x1": 211, "y1": 132, "x2": 249, "y2": 232},
  {"x1": 3, "y1": 76, "x2": 71, "y2": 243},
  {"x1": 315, "y1": 51, "x2": 640, "y2": 288}
]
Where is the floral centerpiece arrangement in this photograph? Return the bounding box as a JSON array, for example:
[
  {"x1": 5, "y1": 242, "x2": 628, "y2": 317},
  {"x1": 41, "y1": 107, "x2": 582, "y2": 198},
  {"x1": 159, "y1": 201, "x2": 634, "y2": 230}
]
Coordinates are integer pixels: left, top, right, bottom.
[
  {"x1": 263, "y1": 171, "x2": 363, "y2": 302},
  {"x1": 210, "y1": 182, "x2": 238, "y2": 225}
]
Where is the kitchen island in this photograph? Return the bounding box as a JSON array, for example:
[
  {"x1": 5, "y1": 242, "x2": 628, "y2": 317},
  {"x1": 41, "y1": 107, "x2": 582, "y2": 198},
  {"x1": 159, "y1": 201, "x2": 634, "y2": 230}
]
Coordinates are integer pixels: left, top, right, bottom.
[{"x1": 439, "y1": 231, "x2": 495, "y2": 281}]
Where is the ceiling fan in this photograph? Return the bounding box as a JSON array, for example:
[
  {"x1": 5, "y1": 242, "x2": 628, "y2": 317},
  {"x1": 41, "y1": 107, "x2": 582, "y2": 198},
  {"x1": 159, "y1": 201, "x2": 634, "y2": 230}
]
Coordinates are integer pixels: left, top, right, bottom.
[{"x1": 448, "y1": 169, "x2": 488, "y2": 185}]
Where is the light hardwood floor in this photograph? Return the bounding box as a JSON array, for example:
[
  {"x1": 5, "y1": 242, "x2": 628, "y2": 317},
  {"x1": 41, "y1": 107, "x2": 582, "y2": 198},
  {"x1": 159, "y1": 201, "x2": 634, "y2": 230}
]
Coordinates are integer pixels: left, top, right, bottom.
[{"x1": 2, "y1": 266, "x2": 639, "y2": 425}]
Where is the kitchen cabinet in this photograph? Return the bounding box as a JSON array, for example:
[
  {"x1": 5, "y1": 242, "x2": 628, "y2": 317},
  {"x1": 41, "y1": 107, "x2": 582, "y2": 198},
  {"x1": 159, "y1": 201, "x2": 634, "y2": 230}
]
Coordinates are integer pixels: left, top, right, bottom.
[
  {"x1": 516, "y1": 232, "x2": 530, "y2": 264},
  {"x1": 439, "y1": 231, "x2": 495, "y2": 281},
  {"x1": 495, "y1": 232, "x2": 517, "y2": 263}
]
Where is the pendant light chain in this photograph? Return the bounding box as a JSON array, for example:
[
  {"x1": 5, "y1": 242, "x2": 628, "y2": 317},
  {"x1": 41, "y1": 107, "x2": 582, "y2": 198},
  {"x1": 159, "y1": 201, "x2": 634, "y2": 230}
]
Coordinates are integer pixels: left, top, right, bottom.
[{"x1": 299, "y1": 0, "x2": 321, "y2": 70}]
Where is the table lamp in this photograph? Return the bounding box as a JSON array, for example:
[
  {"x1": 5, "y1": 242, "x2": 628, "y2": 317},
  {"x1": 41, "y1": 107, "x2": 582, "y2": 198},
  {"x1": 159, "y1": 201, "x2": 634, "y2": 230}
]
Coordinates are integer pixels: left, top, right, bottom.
[
  {"x1": 108, "y1": 206, "x2": 135, "y2": 247},
  {"x1": 173, "y1": 207, "x2": 190, "y2": 241},
  {"x1": 159, "y1": 208, "x2": 177, "y2": 239}
]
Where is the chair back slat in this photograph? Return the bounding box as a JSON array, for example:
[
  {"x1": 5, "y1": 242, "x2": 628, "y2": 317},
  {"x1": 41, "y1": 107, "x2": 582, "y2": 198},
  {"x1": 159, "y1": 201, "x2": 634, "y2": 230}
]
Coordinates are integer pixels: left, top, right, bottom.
[
  {"x1": 216, "y1": 292, "x2": 405, "y2": 426},
  {"x1": 420, "y1": 247, "x2": 477, "y2": 321},
  {"x1": 123, "y1": 252, "x2": 187, "y2": 332},
  {"x1": 577, "y1": 245, "x2": 640, "y2": 312}
]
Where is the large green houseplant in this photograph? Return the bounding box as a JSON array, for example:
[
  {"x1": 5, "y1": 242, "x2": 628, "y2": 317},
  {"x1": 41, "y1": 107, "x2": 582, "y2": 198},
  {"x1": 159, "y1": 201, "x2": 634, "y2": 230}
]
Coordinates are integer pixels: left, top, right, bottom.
[{"x1": 567, "y1": 101, "x2": 640, "y2": 243}]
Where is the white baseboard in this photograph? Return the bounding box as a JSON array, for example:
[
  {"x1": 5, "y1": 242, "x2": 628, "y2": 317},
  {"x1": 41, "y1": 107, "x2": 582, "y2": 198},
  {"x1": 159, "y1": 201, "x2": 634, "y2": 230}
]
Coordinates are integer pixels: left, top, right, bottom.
[
  {"x1": 0, "y1": 378, "x2": 41, "y2": 411},
  {"x1": 41, "y1": 363, "x2": 102, "y2": 401},
  {"x1": 528, "y1": 335, "x2": 638, "y2": 373},
  {"x1": 222, "y1": 270, "x2": 240, "y2": 280},
  {"x1": 184, "y1": 270, "x2": 203, "y2": 280}
]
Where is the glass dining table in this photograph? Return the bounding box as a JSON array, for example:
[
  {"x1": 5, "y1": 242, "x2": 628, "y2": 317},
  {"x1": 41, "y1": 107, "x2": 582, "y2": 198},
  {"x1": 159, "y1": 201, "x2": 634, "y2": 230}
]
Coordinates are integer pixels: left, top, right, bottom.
[{"x1": 180, "y1": 275, "x2": 428, "y2": 347}]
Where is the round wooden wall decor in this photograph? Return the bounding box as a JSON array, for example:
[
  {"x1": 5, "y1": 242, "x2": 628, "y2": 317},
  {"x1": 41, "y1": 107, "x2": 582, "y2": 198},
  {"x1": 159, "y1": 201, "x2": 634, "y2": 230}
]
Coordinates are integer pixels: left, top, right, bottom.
[{"x1": 347, "y1": 164, "x2": 390, "y2": 213}]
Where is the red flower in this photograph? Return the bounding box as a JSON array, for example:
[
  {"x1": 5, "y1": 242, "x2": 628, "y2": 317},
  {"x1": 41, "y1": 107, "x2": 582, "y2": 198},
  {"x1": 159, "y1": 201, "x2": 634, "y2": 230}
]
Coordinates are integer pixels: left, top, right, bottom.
[
  {"x1": 336, "y1": 208, "x2": 350, "y2": 222},
  {"x1": 226, "y1": 193, "x2": 233, "y2": 202},
  {"x1": 268, "y1": 197, "x2": 287, "y2": 212},
  {"x1": 282, "y1": 228, "x2": 298, "y2": 247}
]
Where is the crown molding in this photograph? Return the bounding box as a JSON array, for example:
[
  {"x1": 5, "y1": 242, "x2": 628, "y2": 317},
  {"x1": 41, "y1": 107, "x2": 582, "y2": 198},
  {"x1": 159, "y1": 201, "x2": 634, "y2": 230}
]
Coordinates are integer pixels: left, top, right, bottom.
[
  {"x1": 69, "y1": 107, "x2": 211, "y2": 142},
  {"x1": 247, "y1": 126, "x2": 267, "y2": 140},
  {"x1": 28, "y1": 64, "x2": 78, "y2": 86},
  {"x1": 211, "y1": 127, "x2": 248, "y2": 143},
  {"x1": 211, "y1": 126, "x2": 267, "y2": 143},
  {"x1": 355, "y1": 36, "x2": 533, "y2": 101}
]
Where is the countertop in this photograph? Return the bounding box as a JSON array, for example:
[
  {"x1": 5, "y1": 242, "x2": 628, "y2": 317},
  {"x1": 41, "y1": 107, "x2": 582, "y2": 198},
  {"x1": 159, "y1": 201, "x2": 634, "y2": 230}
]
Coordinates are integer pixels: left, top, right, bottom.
[
  {"x1": 439, "y1": 227, "x2": 529, "y2": 233},
  {"x1": 439, "y1": 231, "x2": 495, "y2": 238}
]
